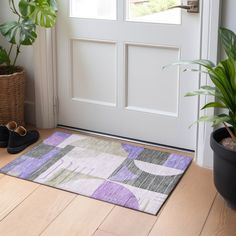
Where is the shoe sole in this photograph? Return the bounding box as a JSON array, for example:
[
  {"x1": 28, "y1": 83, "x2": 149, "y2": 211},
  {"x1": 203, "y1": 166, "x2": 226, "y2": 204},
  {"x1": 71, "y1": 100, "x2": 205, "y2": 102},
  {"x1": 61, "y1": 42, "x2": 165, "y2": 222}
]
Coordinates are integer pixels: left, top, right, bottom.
[
  {"x1": 0, "y1": 141, "x2": 8, "y2": 148},
  {"x1": 7, "y1": 136, "x2": 39, "y2": 154}
]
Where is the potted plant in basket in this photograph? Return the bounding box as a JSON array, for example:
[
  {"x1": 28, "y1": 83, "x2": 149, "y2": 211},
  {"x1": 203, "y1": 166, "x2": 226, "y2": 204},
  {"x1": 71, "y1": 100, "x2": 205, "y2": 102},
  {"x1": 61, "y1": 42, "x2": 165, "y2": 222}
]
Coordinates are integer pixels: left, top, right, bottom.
[
  {"x1": 0, "y1": 0, "x2": 57, "y2": 125},
  {"x1": 171, "y1": 27, "x2": 236, "y2": 209}
]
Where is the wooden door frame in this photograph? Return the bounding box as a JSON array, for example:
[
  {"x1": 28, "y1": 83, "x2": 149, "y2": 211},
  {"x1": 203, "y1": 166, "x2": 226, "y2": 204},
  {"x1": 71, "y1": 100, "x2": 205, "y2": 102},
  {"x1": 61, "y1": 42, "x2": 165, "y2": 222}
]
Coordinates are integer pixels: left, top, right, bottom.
[{"x1": 34, "y1": 0, "x2": 221, "y2": 168}]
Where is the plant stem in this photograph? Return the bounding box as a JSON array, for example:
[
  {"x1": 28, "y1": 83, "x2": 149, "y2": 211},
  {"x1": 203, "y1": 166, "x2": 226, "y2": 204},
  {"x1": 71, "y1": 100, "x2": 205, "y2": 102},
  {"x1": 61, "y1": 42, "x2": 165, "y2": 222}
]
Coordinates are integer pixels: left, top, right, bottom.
[
  {"x1": 223, "y1": 122, "x2": 236, "y2": 143},
  {"x1": 10, "y1": 1, "x2": 22, "y2": 69},
  {"x1": 13, "y1": 45, "x2": 21, "y2": 67},
  {"x1": 8, "y1": 44, "x2": 13, "y2": 57},
  {"x1": 10, "y1": 0, "x2": 20, "y2": 17}
]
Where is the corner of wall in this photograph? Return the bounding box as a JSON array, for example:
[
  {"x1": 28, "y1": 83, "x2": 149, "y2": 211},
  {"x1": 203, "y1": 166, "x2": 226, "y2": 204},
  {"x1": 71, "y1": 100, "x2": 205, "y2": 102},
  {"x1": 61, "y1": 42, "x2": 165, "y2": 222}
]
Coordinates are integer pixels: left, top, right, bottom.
[{"x1": 25, "y1": 101, "x2": 36, "y2": 125}]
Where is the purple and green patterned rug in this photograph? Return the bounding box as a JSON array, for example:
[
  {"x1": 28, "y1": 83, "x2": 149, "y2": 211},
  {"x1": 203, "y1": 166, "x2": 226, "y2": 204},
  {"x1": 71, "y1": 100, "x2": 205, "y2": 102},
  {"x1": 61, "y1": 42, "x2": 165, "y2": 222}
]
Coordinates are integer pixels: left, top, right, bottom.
[{"x1": 0, "y1": 132, "x2": 192, "y2": 215}]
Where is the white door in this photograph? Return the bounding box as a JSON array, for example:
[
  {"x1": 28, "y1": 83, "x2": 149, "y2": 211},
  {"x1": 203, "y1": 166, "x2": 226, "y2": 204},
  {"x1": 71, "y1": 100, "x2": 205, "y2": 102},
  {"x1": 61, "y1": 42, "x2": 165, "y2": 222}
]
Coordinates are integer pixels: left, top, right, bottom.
[{"x1": 57, "y1": 0, "x2": 201, "y2": 150}]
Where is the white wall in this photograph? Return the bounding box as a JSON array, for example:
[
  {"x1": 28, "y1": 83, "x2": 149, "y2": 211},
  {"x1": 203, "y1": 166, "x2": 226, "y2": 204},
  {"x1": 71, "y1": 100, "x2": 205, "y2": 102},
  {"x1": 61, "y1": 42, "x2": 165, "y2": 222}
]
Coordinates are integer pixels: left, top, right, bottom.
[
  {"x1": 220, "y1": 0, "x2": 236, "y2": 60},
  {"x1": 0, "y1": 1, "x2": 35, "y2": 124},
  {"x1": 221, "y1": 0, "x2": 236, "y2": 32}
]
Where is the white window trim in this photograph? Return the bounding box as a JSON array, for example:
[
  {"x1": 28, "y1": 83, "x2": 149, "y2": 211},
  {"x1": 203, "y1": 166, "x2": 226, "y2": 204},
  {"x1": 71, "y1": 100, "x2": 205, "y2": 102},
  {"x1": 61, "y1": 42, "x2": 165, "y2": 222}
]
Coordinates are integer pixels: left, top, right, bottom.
[{"x1": 34, "y1": 0, "x2": 221, "y2": 168}]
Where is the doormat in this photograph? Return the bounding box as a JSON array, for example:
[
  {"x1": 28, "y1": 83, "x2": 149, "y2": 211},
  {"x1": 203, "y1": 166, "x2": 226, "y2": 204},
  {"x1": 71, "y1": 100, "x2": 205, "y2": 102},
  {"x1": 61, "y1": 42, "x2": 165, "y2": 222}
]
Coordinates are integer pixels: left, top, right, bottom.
[{"x1": 0, "y1": 132, "x2": 192, "y2": 215}]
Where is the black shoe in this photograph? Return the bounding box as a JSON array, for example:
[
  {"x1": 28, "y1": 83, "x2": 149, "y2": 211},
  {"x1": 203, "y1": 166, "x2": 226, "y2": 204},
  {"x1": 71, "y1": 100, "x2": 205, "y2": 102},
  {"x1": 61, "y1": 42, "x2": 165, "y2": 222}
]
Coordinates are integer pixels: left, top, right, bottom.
[
  {"x1": 0, "y1": 121, "x2": 17, "y2": 148},
  {"x1": 7, "y1": 126, "x2": 40, "y2": 154}
]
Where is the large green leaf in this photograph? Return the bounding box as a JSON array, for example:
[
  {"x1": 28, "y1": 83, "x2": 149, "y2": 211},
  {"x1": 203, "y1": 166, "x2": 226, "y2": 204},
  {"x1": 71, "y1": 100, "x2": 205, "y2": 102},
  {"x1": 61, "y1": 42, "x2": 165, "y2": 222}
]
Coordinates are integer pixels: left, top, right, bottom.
[
  {"x1": 220, "y1": 27, "x2": 236, "y2": 60},
  {"x1": 0, "y1": 20, "x2": 37, "y2": 45},
  {"x1": 19, "y1": 0, "x2": 57, "y2": 28},
  {"x1": 0, "y1": 47, "x2": 10, "y2": 65}
]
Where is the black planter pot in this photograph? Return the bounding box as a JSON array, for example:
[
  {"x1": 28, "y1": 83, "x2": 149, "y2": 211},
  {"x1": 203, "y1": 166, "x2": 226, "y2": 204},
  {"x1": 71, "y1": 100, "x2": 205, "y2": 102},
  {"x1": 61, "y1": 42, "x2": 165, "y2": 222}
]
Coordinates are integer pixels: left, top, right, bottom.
[{"x1": 210, "y1": 127, "x2": 236, "y2": 209}]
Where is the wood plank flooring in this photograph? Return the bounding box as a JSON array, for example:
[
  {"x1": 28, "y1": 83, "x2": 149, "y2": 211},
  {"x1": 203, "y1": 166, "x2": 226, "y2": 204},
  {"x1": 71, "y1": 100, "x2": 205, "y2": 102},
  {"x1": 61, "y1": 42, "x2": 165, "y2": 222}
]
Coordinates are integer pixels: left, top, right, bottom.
[
  {"x1": 0, "y1": 128, "x2": 235, "y2": 236},
  {"x1": 200, "y1": 194, "x2": 236, "y2": 236}
]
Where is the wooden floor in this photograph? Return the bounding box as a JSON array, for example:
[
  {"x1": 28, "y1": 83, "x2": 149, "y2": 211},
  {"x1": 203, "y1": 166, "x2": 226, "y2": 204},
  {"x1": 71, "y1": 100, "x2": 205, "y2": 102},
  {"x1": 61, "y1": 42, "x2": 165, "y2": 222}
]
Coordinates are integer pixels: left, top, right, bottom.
[{"x1": 0, "y1": 128, "x2": 235, "y2": 236}]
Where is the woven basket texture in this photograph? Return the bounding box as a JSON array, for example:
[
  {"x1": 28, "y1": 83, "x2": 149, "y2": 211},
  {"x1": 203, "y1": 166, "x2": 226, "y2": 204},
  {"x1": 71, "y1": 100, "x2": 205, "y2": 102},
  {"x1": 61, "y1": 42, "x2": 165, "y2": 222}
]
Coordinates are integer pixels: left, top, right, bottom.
[{"x1": 0, "y1": 67, "x2": 25, "y2": 125}]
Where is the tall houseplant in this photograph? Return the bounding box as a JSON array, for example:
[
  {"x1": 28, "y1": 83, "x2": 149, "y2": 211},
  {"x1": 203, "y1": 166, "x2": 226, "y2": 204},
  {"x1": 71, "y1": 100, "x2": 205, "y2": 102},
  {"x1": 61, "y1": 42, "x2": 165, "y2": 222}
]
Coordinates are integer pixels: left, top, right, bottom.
[
  {"x1": 0, "y1": 0, "x2": 57, "y2": 124},
  {"x1": 172, "y1": 27, "x2": 236, "y2": 209}
]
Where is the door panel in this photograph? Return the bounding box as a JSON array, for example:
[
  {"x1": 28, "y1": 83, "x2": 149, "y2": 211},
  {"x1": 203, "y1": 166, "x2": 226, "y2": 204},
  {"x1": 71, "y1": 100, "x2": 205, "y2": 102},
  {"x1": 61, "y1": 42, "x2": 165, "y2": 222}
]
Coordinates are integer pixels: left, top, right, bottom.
[
  {"x1": 57, "y1": 0, "x2": 200, "y2": 150},
  {"x1": 71, "y1": 39, "x2": 117, "y2": 106},
  {"x1": 126, "y1": 44, "x2": 179, "y2": 116}
]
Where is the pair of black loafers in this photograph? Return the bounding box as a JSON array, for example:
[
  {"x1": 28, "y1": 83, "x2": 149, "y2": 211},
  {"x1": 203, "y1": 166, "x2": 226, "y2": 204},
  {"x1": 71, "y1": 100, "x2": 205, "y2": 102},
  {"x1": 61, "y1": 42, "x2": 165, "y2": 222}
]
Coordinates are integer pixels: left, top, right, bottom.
[{"x1": 0, "y1": 121, "x2": 39, "y2": 154}]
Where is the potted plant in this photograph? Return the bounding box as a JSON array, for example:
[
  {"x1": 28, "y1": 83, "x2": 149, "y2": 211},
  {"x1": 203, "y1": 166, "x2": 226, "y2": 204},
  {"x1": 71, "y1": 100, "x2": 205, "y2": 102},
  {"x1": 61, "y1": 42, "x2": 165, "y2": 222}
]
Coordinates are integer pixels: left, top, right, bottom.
[
  {"x1": 171, "y1": 27, "x2": 236, "y2": 209},
  {"x1": 0, "y1": 0, "x2": 57, "y2": 125}
]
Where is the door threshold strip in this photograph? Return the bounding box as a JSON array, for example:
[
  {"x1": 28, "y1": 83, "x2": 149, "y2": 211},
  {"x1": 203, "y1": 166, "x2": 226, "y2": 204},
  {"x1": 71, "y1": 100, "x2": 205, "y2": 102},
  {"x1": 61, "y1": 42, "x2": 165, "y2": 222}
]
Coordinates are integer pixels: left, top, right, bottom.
[{"x1": 57, "y1": 125, "x2": 195, "y2": 155}]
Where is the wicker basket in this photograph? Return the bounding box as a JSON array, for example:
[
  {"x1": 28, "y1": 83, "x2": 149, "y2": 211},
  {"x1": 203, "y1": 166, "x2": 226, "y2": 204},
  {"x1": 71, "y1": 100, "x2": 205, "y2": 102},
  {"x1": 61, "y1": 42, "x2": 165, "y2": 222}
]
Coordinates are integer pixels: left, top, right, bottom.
[{"x1": 0, "y1": 67, "x2": 25, "y2": 125}]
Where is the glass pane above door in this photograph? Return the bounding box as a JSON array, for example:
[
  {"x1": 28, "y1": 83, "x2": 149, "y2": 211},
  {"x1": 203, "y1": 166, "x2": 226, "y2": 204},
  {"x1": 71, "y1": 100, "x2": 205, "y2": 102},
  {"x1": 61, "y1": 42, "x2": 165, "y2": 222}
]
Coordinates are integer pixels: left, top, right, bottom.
[
  {"x1": 70, "y1": 0, "x2": 117, "y2": 20},
  {"x1": 126, "y1": 0, "x2": 181, "y2": 24}
]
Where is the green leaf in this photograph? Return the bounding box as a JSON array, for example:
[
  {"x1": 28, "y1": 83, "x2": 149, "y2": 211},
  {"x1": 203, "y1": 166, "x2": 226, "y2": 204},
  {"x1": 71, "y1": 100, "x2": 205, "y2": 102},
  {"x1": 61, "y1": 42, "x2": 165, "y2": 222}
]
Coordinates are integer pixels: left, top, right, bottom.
[
  {"x1": 197, "y1": 114, "x2": 230, "y2": 127},
  {"x1": 48, "y1": 0, "x2": 58, "y2": 11},
  {"x1": 219, "y1": 27, "x2": 236, "y2": 60},
  {"x1": 0, "y1": 21, "x2": 18, "y2": 44},
  {"x1": 185, "y1": 87, "x2": 220, "y2": 97},
  {"x1": 201, "y1": 85, "x2": 218, "y2": 91},
  {"x1": 220, "y1": 58, "x2": 236, "y2": 91},
  {"x1": 182, "y1": 68, "x2": 208, "y2": 74},
  {"x1": 208, "y1": 68, "x2": 235, "y2": 110},
  {"x1": 201, "y1": 102, "x2": 226, "y2": 110},
  {"x1": 0, "y1": 47, "x2": 10, "y2": 65},
  {"x1": 0, "y1": 20, "x2": 37, "y2": 45},
  {"x1": 164, "y1": 27, "x2": 236, "y2": 131},
  {"x1": 190, "y1": 59, "x2": 216, "y2": 68},
  {"x1": 164, "y1": 59, "x2": 215, "y2": 70},
  {"x1": 18, "y1": 0, "x2": 31, "y2": 17},
  {"x1": 19, "y1": 0, "x2": 57, "y2": 28}
]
